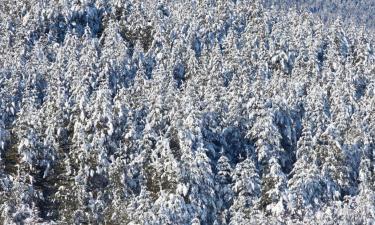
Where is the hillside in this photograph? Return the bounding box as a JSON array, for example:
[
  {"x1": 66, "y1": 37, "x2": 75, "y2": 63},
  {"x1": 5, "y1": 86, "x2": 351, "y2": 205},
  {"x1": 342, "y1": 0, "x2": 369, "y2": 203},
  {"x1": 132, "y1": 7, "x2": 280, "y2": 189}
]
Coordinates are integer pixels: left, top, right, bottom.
[{"x1": 0, "y1": 0, "x2": 374, "y2": 224}]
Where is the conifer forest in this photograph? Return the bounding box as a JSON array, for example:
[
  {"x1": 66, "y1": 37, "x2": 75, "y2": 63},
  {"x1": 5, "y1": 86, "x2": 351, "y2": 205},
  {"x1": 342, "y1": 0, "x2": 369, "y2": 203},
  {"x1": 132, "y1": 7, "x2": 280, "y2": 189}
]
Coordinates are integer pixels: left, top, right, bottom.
[{"x1": 0, "y1": 0, "x2": 374, "y2": 224}]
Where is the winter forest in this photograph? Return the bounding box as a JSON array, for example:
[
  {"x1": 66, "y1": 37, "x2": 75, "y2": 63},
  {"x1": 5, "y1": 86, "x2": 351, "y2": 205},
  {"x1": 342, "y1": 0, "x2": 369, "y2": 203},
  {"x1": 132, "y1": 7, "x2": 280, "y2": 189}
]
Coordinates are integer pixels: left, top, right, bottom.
[{"x1": 0, "y1": 0, "x2": 374, "y2": 224}]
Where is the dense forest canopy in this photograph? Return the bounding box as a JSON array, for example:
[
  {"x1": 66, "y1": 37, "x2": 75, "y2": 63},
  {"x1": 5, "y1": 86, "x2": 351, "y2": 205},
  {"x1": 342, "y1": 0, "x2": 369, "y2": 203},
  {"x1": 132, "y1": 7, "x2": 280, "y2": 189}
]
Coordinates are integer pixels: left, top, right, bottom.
[{"x1": 0, "y1": 0, "x2": 374, "y2": 224}]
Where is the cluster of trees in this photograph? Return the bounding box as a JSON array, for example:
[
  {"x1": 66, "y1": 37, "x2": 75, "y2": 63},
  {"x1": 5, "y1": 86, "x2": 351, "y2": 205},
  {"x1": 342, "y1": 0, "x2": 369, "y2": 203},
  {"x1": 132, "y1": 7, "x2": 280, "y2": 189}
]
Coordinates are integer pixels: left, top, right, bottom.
[
  {"x1": 0, "y1": 0, "x2": 374, "y2": 224},
  {"x1": 262, "y1": 0, "x2": 375, "y2": 29}
]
